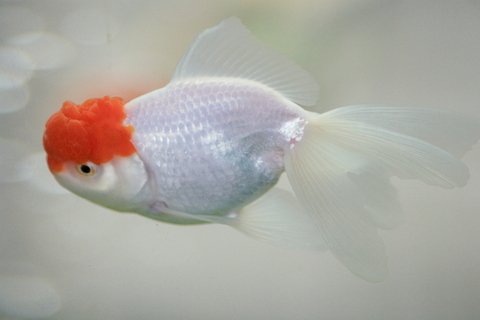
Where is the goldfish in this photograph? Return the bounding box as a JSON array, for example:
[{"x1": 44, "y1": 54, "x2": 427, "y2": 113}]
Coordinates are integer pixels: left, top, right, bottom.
[{"x1": 43, "y1": 17, "x2": 479, "y2": 282}]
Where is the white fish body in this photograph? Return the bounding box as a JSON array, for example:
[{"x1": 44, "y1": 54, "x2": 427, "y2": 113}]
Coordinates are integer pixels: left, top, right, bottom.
[
  {"x1": 125, "y1": 78, "x2": 306, "y2": 220},
  {"x1": 43, "y1": 18, "x2": 480, "y2": 282}
]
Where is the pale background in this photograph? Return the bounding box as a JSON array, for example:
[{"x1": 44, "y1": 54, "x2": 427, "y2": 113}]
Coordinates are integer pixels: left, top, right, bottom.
[{"x1": 0, "y1": 0, "x2": 479, "y2": 319}]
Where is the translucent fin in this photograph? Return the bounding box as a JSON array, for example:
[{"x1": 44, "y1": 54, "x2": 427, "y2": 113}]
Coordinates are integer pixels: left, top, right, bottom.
[
  {"x1": 285, "y1": 134, "x2": 388, "y2": 282},
  {"x1": 232, "y1": 188, "x2": 326, "y2": 250},
  {"x1": 172, "y1": 17, "x2": 319, "y2": 106},
  {"x1": 157, "y1": 189, "x2": 325, "y2": 250},
  {"x1": 349, "y1": 167, "x2": 403, "y2": 229},
  {"x1": 326, "y1": 106, "x2": 480, "y2": 157},
  {"x1": 318, "y1": 113, "x2": 470, "y2": 188},
  {"x1": 285, "y1": 107, "x2": 478, "y2": 281}
]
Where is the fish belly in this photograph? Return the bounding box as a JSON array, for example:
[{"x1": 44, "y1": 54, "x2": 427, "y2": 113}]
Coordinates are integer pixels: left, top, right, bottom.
[{"x1": 125, "y1": 79, "x2": 305, "y2": 216}]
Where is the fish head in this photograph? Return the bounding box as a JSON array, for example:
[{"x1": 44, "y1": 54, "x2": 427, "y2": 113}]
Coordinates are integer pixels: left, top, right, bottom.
[{"x1": 43, "y1": 96, "x2": 148, "y2": 212}]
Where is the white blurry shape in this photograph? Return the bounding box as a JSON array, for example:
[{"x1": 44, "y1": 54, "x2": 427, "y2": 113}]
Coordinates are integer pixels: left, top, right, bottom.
[
  {"x1": 0, "y1": 275, "x2": 61, "y2": 319},
  {"x1": 0, "y1": 47, "x2": 34, "y2": 89},
  {"x1": 60, "y1": 8, "x2": 119, "y2": 45},
  {"x1": 26, "y1": 152, "x2": 68, "y2": 194},
  {"x1": 0, "y1": 6, "x2": 45, "y2": 39},
  {"x1": 7, "y1": 33, "x2": 75, "y2": 70},
  {"x1": 0, "y1": 85, "x2": 30, "y2": 113},
  {"x1": 0, "y1": 139, "x2": 34, "y2": 183}
]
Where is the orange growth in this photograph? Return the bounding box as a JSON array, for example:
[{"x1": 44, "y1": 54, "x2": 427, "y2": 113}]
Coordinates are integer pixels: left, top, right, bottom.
[{"x1": 43, "y1": 96, "x2": 136, "y2": 172}]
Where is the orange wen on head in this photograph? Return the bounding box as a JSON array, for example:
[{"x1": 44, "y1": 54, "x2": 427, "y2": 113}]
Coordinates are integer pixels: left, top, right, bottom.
[{"x1": 43, "y1": 96, "x2": 136, "y2": 172}]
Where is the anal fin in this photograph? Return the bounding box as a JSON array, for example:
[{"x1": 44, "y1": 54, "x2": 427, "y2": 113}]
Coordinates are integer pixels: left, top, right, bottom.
[{"x1": 230, "y1": 188, "x2": 326, "y2": 250}]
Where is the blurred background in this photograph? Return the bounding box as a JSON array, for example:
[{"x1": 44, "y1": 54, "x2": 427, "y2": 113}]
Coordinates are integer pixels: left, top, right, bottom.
[{"x1": 0, "y1": 0, "x2": 479, "y2": 319}]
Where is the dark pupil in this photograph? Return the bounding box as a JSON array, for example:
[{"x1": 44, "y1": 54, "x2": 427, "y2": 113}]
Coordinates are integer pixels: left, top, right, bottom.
[{"x1": 80, "y1": 164, "x2": 91, "y2": 174}]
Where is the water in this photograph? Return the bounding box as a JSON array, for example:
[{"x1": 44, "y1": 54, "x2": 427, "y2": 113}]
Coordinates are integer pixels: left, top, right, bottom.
[{"x1": 0, "y1": 1, "x2": 479, "y2": 319}]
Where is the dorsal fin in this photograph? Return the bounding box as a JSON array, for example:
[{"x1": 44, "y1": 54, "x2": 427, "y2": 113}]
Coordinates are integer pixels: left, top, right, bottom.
[{"x1": 172, "y1": 17, "x2": 319, "y2": 106}]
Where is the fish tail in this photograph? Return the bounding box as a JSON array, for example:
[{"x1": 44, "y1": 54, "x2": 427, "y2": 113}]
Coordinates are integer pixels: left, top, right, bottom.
[{"x1": 284, "y1": 106, "x2": 480, "y2": 281}]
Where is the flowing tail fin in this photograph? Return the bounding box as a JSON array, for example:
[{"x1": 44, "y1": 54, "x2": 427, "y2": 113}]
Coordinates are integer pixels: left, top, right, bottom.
[{"x1": 285, "y1": 106, "x2": 480, "y2": 282}]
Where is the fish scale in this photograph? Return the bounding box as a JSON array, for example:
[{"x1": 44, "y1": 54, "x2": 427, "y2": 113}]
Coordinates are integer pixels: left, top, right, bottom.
[{"x1": 125, "y1": 78, "x2": 304, "y2": 215}]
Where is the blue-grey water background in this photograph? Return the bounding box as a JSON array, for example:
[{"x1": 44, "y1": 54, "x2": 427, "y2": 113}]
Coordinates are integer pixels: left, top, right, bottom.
[{"x1": 0, "y1": 0, "x2": 479, "y2": 319}]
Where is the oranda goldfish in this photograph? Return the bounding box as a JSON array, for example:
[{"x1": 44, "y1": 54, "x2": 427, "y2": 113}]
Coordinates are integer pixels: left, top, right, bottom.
[{"x1": 43, "y1": 17, "x2": 479, "y2": 281}]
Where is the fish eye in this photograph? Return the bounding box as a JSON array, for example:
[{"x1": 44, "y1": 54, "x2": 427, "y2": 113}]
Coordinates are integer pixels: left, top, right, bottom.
[{"x1": 76, "y1": 163, "x2": 96, "y2": 176}]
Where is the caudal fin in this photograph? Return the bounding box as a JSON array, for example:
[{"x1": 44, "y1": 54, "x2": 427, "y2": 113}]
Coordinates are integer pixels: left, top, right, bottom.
[{"x1": 285, "y1": 106, "x2": 479, "y2": 282}]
